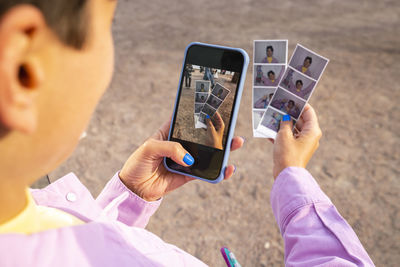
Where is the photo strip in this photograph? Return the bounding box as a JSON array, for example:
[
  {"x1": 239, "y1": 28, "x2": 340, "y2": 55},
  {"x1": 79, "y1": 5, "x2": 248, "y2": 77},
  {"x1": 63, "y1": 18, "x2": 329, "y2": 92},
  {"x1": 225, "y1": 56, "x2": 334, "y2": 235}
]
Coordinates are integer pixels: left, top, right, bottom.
[
  {"x1": 195, "y1": 82, "x2": 230, "y2": 129},
  {"x1": 255, "y1": 43, "x2": 329, "y2": 139},
  {"x1": 252, "y1": 40, "x2": 288, "y2": 137}
]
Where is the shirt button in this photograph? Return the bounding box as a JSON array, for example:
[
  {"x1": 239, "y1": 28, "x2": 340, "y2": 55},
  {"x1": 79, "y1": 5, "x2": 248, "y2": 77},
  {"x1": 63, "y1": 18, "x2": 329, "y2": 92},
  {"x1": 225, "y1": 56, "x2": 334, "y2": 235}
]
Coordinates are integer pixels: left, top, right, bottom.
[{"x1": 66, "y1": 192, "x2": 77, "y2": 202}]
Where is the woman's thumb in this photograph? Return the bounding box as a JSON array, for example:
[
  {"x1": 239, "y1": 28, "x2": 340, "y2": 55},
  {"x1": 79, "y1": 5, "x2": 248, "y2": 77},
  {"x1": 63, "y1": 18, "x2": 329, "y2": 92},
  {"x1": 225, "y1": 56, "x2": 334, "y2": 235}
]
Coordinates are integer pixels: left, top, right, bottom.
[
  {"x1": 277, "y1": 114, "x2": 294, "y2": 139},
  {"x1": 143, "y1": 139, "x2": 194, "y2": 167}
]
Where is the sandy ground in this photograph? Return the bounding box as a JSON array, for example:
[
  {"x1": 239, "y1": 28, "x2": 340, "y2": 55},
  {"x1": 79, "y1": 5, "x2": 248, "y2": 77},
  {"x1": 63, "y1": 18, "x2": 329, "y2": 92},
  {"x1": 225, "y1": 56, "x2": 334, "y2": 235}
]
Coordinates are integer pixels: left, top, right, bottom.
[
  {"x1": 32, "y1": 0, "x2": 400, "y2": 266},
  {"x1": 173, "y1": 70, "x2": 237, "y2": 148}
]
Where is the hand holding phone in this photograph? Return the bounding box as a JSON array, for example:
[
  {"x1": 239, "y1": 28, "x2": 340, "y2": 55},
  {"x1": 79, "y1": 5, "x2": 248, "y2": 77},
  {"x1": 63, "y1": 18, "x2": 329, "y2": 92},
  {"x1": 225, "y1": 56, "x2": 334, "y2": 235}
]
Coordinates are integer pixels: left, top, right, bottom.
[{"x1": 118, "y1": 116, "x2": 244, "y2": 201}]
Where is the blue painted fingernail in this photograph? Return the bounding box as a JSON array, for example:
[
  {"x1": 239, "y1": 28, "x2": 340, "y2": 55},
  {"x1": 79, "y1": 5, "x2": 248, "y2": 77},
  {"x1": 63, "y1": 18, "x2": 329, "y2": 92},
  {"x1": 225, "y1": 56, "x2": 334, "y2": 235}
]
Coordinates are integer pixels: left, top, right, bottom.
[
  {"x1": 233, "y1": 165, "x2": 237, "y2": 173},
  {"x1": 183, "y1": 153, "x2": 194, "y2": 166},
  {"x1": 282, "y1": 114, "x2": 291, "y2": 121},
  {"x1": 206, "y1": 114, "x2": 210, "y2": 119},
  {"x1": 241, "y1": 136, "x2": 246, "y2": 143}
]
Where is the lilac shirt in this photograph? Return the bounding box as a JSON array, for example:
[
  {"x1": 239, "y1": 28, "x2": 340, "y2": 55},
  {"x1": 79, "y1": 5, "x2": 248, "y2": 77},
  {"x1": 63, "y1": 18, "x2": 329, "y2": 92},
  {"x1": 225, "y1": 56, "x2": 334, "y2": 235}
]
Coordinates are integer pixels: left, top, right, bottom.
[
  {"x1": 261, "y1": 56, "x2": 279, "y2": 63},
  {"x1": 0, "y1": 169, "x2": 374, "y2": 266}
]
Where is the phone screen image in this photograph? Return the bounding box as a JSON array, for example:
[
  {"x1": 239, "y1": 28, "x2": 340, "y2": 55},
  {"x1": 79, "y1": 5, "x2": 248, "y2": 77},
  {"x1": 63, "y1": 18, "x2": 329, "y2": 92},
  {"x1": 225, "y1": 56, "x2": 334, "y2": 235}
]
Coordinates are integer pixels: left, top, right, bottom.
[{"x1": 166, "y1": 44, "x2": 245, "y2": 181}]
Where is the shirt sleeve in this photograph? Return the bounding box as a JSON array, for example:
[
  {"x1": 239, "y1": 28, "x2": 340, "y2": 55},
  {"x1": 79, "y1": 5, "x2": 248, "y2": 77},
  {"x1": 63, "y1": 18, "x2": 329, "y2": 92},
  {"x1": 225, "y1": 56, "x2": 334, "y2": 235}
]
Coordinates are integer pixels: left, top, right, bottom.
[
  {"x1": 271, "y1": 167, "x2": 375, "y2": 266},
  {"x1": 96, "y1": 172, "x2": 162, "y2": 228}
]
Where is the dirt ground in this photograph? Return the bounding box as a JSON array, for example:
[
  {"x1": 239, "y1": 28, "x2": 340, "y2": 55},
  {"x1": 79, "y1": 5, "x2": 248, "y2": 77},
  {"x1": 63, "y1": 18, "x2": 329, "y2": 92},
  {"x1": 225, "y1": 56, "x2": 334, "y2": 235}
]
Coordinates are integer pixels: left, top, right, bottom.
[
  {"x1": 34, "y1": 0, "x2": 400, "y2": 266},
  {"x1": 173, "y1": 69, "x2": 237, "y2": 148}
]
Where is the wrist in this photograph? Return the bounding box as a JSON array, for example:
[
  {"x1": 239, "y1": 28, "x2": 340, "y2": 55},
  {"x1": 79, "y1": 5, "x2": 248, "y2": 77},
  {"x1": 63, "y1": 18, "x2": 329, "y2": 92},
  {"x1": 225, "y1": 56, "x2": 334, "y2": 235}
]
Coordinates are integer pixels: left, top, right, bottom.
[{"x1": 118, "y1": 172, "x2": 150, "y2": 201}]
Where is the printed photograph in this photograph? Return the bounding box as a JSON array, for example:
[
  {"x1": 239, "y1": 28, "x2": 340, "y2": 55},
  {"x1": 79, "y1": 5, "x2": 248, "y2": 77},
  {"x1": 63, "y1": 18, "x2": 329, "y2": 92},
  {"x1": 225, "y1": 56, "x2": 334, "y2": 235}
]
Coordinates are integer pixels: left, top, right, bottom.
[
  {"x1": 195, "y1": 80, "x2": 211, "y2": 93},
  {"x1": 280, "y1": 67, "x2": 316, "y2": 100},
  {"x1": 206, "y1": 94, "x2": 223, "y2": 109},
  {"x1": 288, "y1": 45, "x2": 329, "y2": 81},
  {"x1": 254, "y1": 40, "x2": 287, "y2": 64},
  {"x1": 194, "y1": 103, "x2": 203, "y2": 113},
  {"x1": 260, "y1": 107, "x2": 284, "y2": 132},
  {"x1": 270, "y1": 87, "x2": 306, "y2": 119},
  {"x1": 211, "y1": 83, "x2": 230, "y2": 100},
  {"x1": 253, "y1": 87, "x2": 275, "y2": 109},
  {"x1": 202, "y1": 103, "x2": 216, "y2": 117},
  {"x1": 195, "y1": 92, "x2": 208, "y2": 103},
  {"x1": 254, "y1": 64, "x2": 285, "y2": 87},
  {"x1": 198, "y1": 112, "x2": 208, "y2": 124}
]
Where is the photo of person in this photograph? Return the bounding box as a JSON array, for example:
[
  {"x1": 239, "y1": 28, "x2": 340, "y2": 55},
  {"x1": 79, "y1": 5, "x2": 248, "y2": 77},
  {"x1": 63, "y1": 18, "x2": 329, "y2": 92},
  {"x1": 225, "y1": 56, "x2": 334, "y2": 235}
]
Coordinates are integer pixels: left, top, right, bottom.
[
  {"x1": 194, "y1": 103, "x2": 203, "y2": 113},
  {"x1": 253, "y1": 87, "x2": 275, "y2": 109},
  {"x1": 202, "y1": 103, "x2": 216, "y2": 117},
  {"x1": 206, "y1": 94, "x2": 223, "y2": 109},
  {"x1": 195, "y1": 92, "x2": 208, "y2": 103},
  {"x1": 198, "y1": 112, "x2": 208, "y2": 124},
  {"x1": 289, "y1": 44, "x2": 329, "y2": 80},
  {"x1": 270, "y1": 87, "x2": 306, "y2": 119},
  {"x1": 260, "y1": 107, "x2": 284, "y2": 132},
  {"x1": 195, "y1": 80, "x2": 211, "y2": 93},
  {"x1": 280, "y1": 67, "x2": 316, "y2": 100},
  {"x1": 211, "y1": 83, "x2": 230, "y2": 100},
  {"x1": 254, "y1": 40, "x2": 287, "y2": 64},
  {"x1": 253, "y1": 65, "x2": 285, "y2": 86}
]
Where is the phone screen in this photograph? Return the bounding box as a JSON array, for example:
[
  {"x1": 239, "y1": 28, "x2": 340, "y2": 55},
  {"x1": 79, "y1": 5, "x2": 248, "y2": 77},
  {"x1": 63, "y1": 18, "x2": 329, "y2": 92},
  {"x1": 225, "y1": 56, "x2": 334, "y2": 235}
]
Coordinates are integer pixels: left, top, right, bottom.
[{"x1": 167, "y1": 44, "x2": 245, "y2": 180}]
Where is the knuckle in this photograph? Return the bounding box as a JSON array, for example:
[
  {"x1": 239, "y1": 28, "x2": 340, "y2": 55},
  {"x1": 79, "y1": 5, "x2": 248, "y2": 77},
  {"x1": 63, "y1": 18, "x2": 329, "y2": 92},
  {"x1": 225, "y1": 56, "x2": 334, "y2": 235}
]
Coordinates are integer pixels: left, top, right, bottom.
[{"x1": 142, "y1": 139, "x2": 154, "y2": 150}]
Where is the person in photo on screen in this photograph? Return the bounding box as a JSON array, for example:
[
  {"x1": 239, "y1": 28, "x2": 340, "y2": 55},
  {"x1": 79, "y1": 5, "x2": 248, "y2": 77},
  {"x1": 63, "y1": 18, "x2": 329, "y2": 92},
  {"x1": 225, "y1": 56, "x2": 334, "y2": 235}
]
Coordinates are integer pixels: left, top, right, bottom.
[
  {"x1": 262, "y1": 45, "x2": 279, "y2": 63},
  {"x1": 287, "y1": 79, "x2": 314, "y2": 99},
  {"x1": 199, "y1": 83, "x2": 206, "y2": 92},
  {"x1": 295, "y1": 56, "x2": 312, "y2": 76},
  {"x1": 215, "y1": 88, "x2": 224, "y2": 98},
  {"x1": 254, "y1": 93, "x2": 274, "y2": 109}
]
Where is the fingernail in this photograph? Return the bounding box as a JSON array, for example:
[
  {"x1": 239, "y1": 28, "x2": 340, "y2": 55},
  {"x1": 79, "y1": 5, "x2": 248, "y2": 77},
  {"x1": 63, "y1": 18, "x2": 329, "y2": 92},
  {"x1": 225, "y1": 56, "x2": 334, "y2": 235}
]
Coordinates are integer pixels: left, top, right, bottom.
[
  {"x1": 206, "y1": 114, "x2": 210, "y2": 119},
  {"x1": 183, "y1": 153, "x2": 194, "y2": 166},
  {"x1": 282, "y1": 114, "x2": 291, "y2": 121},
  {"x1": 241, "y1": 136, "x2": 246, "y2": 143},
  {"x1": 233, "y1": 165, "x2": 236, "y2": 173}
]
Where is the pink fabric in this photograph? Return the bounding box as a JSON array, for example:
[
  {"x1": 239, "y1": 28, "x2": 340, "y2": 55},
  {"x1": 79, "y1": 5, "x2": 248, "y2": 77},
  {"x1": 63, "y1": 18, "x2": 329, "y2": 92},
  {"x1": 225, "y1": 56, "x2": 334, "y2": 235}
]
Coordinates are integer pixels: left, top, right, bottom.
[
  {"x1": 0, "y1": 173, "x2": 206, "y2": 267},
  {"x1": 0, "y1": 168, "x2": 374, "y2": 266},
  {"x1": 271, "y1": 167, "x2": 374, "y2": 266}
]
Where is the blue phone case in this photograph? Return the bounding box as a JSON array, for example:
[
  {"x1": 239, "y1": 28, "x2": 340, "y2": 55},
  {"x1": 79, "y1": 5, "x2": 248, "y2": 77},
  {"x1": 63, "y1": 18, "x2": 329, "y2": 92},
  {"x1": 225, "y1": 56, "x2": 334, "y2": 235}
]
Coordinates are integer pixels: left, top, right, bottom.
[{"x1": 163, "y1": 42, "x2": 249, "y2": 184}]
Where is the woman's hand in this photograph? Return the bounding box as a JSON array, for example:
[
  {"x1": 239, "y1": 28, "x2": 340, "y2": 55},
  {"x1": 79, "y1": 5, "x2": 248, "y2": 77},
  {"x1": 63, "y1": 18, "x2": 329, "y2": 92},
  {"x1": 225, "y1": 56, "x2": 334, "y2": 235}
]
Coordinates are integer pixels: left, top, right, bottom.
[
  {"x1": 206, "y1": 112, "x2": 225, "y2": 150},
  {"x1": 272, "y1": 104, "x2": 322, "y2": 179},
  {"x1": 119, "y1": 117, "x2": 244, "y2": 201}
]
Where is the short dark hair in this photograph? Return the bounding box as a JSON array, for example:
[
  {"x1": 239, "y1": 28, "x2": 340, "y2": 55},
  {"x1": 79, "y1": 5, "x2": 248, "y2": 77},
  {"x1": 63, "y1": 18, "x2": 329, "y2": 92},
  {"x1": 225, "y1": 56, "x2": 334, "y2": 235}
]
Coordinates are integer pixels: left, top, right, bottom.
[
  {"x1": 296, "y1": 80, "x2": 303, "y2": 86},
  {"x1": 0, "y1": 0, "x2": 89, "y2": 48},
  {"x1": 267, "y1": 70, "x2": 275, "y2": 76},
  {"x1": 266, "y1": 45, "x2": 273, "y2": 52},
  {"x1": 288, "y1": 100, "x2": 295, "y2": 106},
  {"x1": 305, "y1": 56, "x2": 312, "y2": 64}
]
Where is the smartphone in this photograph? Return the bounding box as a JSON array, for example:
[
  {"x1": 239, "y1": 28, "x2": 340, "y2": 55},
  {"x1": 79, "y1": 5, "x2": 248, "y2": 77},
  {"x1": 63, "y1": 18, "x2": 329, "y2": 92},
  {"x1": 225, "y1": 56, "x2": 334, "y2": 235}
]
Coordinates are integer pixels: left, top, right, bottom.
[{"x1": 164, "y1": 42, "x2": 249, "y2": 183}]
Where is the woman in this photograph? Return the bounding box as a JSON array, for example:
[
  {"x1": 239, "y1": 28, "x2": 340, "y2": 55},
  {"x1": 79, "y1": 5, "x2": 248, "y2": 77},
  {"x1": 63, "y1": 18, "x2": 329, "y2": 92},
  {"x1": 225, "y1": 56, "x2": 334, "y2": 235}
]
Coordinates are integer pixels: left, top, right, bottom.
[{"x1": 0, "y1": 1, "x2": 373, "y2": 266}]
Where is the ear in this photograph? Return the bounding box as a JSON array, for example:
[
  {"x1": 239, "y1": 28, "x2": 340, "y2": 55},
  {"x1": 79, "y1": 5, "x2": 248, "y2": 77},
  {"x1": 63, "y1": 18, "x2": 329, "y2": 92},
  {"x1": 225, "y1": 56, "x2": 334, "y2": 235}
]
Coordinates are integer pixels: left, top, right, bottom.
[{"x1": 0, "y1": 5, "x2": 46, "y2": 134}]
